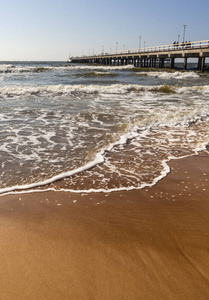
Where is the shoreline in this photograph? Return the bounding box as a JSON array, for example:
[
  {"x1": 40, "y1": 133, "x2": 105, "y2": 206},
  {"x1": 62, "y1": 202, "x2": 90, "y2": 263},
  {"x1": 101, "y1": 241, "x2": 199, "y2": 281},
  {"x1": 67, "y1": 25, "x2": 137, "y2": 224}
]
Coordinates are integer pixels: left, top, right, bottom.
[
  {"x1": 0, "y1": 152, "x2": 209, "y2": 299},
  {"x1": 0, "y1": 150, "x2": 203, "y2": 196}
]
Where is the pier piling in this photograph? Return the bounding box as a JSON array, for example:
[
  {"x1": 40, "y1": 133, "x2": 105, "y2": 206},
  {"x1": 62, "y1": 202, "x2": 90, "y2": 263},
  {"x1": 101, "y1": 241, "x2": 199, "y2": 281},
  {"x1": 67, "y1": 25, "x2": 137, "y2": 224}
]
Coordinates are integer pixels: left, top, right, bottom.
[{"x1": 73, "y1": 40, "x2": 209, "y2": 72}]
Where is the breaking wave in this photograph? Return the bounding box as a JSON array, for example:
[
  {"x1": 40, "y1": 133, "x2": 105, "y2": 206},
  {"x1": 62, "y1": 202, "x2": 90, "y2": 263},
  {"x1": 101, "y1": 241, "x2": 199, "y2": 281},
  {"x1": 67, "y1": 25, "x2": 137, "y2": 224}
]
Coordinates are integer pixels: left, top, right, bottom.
[
  {"x1": 136, "y1": 70, "x2": 200, "y2": 79},
  {"x1": 0, "y1": 64, "x2": 134, "y2": 74},
  {"x1": 1, "y1": 83, "x2": 209, "y2": 98},
  {"x1": 1, "y1": 61, "x2": 209, "y2": 196}
]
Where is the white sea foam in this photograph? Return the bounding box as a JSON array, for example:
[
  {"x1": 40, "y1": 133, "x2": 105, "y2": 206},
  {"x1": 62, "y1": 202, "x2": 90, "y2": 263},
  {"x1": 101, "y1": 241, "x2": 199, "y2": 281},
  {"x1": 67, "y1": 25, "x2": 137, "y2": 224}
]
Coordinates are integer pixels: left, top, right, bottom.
[
  {"x1": 1, "y1": 151, "x2": 204, "y2": 197},
  {"x1": 1, "y1": 83, "x2": 209, "y2": 98},
  {"x1": 0, "y1": 114, "x2": 208, "y2": 196},
  {"x1": 0, "y1": 124, "x2": 142, "y2": 195},
  {"x1": 144, "y1": 71, "x2": 200, "y2": 79},
  {"x1": 0, "y1": 159, "x2": 171, "y2": 196},
  {"x1": 0, "y1": 152, "x2": 104, "y2": 195},
  {"x1": 1, "y1": 63, "x2": 209, "y2": 197},
  {"x1": 68, "y1": 65, "x2": 134, "y2": 71},
  {"x1": 0, "y1": 64, "x2": 53, "y2": 73},
  {"x1": 0, "y1": 112, "x2": 168, "y2": 196},
  {"x1": 0, "y1": 64, "x2": 134, "y2": 74}
]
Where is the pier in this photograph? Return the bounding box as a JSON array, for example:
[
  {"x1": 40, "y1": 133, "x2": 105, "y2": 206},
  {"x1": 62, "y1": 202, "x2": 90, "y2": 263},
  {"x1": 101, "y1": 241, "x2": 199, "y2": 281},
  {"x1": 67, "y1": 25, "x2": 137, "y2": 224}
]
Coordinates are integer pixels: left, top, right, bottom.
[{"x1": 71, "y1": 40, "x2": 209, "y2": 72}]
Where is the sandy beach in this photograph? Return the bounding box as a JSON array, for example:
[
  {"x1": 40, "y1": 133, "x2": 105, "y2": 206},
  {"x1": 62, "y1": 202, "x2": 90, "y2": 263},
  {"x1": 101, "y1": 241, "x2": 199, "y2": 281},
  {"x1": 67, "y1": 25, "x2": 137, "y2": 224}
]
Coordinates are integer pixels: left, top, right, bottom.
[{"x1": 0, "y1": 152, "x2": 209, "y2": 299}]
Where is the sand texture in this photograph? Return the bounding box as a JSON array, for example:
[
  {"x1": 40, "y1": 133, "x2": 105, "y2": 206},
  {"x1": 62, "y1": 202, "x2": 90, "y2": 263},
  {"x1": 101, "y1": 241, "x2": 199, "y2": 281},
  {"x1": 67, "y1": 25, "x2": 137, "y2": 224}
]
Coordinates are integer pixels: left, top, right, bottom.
[{"x1": 0, "y1": 153, "x2": 209, "y2": 299}]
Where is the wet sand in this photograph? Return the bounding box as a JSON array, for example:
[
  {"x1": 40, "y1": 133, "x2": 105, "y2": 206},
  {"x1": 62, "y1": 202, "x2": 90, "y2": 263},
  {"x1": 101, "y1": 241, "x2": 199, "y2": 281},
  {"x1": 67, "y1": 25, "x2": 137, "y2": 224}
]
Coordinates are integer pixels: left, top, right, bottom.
[{"x1": 0, "y1": 152, "x2": 209, "y2": 299}]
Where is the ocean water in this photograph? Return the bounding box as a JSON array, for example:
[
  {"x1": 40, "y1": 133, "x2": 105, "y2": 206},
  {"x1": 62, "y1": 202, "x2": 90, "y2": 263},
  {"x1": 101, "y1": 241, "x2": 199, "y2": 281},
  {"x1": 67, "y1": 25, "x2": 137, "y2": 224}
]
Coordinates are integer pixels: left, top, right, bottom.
[{"x1": 0, "y1": 61, "x2": 209, "y2": 195}]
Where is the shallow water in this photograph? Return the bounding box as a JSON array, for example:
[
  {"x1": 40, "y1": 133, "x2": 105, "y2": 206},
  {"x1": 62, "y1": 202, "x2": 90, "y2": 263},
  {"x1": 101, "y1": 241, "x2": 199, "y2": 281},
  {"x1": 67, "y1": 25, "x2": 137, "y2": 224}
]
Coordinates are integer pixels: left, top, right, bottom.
[{"x1": 0, "y1": 61, "x2": 209, "y2": 194}]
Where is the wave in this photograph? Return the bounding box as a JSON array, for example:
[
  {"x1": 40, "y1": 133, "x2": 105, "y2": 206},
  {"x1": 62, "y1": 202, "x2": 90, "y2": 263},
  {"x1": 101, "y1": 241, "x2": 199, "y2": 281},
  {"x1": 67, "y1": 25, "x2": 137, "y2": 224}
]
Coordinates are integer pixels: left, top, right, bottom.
[
  {"x1": 0, "y1": 137, "x2": 207, "y2": 197},
  {"x1": 136, "y1": 71, "x2": 200, "y2": 79},
  {"x1": 0, "y1": 64, "x2": 201, "y2": 81},
  {"x1": 0, "y1": 64, "x2": 53, "y2": 73},
  {"x1": 0, "y1": 153, "x2": 104, "y2": 195},
  {"x1": 0, "y1": 63, "x2": 203, "y2": 81},
  {"x1": 71, "y1": 71, "x2": 118, "y2": 78},
  {"x1": 0, "y1": 106, "x2": 208, "y2": 196},
  {"x1": 66, "y1": 65, "x2": 134, "y2": 71},
  {"x1": 0, "y1": 160, "x2": 170, "y2": 196},
  {"x1": 0, "y1": 64, "x2": 134, "y2": 74},
  {"x1": 1, "y1": 83, "x2": 209, "y2": 98},
  {"x1": 0, "y1": 128, "x2": 139, "y2": 195}
]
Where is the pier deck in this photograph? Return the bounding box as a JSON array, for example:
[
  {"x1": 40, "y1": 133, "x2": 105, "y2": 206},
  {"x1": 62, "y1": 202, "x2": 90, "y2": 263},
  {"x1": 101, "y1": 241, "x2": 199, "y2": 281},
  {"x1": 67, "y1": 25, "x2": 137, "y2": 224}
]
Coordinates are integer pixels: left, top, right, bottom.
[{"x1": 71, "y1": 40, "x2": 209, "y2": 72}]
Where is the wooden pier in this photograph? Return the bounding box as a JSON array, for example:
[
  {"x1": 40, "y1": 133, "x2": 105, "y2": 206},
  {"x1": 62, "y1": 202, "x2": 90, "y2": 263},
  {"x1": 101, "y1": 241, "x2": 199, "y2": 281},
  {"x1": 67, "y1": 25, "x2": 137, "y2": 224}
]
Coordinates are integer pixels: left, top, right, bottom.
[{"x1": 71, "y1": 40, "x2": 209, "y2": 72}]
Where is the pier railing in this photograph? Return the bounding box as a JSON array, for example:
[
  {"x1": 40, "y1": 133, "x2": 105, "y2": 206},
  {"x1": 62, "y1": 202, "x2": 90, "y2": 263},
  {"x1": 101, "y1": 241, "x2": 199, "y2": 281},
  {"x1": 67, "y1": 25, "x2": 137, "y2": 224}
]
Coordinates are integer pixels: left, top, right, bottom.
[
  {"x1": 123, "y1": 40, "x2": 209, "y2": 55},
  {"x1": 73, "y1": 40, "x2": 209, "y2": 58}
]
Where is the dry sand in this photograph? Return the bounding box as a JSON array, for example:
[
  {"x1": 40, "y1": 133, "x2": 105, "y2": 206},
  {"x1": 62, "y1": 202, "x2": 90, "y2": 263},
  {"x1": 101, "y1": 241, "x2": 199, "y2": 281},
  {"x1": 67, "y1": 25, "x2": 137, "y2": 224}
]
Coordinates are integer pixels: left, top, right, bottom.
[{"x1": 0, "y1": 152, "x2": 209, "y2": 299}]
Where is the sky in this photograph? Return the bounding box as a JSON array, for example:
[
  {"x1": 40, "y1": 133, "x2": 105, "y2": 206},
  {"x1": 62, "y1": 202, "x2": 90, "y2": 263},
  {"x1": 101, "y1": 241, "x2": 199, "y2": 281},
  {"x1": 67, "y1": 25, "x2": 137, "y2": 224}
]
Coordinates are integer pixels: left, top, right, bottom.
[{"x1": 0, "y1": 0, "x2": 209, "y2": 61}]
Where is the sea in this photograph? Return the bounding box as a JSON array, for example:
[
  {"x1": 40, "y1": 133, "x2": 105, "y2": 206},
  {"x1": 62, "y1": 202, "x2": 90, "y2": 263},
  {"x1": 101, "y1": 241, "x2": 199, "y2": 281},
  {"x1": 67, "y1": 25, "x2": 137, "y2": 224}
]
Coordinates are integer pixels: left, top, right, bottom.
[{"x1": 0, "y1": 61, "x2": 209, "y2": 195}]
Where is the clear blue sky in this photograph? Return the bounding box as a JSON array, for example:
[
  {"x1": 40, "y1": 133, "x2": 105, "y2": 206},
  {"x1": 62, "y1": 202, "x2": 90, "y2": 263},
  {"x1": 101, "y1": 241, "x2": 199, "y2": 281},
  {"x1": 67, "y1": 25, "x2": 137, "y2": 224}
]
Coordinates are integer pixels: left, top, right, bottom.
[{"x1": 0, "y1": 0, "x2": 209, "y2": 61}]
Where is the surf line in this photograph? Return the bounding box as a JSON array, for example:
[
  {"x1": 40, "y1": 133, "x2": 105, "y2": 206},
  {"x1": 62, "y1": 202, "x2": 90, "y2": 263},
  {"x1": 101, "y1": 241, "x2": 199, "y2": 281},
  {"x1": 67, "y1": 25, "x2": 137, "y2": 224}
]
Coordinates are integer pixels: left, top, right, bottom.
[
  {"x1": 0, "y1": 127, "x2": 140, "y2": 195},
  {"x1": 0, "y1": 153, "x2": 104, "y2": 195}
]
